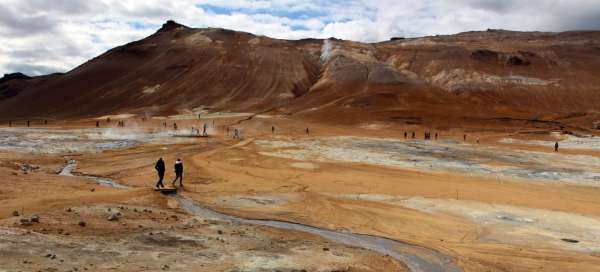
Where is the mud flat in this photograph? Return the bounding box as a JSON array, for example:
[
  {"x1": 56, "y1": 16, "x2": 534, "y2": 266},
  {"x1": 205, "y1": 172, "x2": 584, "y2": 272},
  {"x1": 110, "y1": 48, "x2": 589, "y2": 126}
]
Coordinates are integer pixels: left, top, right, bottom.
[
  {"x1": 332, "y1": 193, "x2": 600, "y2": 254},
  {"x1": 59, "y1": 162, "x2": 458, "y2": 271},
  {"x1": 0, "y1": 127, "x2": 198, "y2": 154},
  {"x1": 501, "y1": 134, "x2": 600, "y2": 151},
  {"x1": 256, "y1": 136, "x2": 600, "y2": 185},
  {"x1": 176, "y1": 195, "x2": 461, "y2": 272}
]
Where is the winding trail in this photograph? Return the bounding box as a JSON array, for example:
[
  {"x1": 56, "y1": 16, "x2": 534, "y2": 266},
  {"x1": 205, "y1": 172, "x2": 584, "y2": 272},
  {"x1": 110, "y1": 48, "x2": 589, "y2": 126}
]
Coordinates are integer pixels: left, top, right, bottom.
[{"x1": 59, "y1": 160, "x2": 463, "y2": 272}]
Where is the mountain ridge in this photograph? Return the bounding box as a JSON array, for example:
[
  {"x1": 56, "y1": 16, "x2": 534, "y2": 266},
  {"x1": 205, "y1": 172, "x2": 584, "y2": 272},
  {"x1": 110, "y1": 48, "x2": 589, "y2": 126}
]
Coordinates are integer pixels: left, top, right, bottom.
[{"x1": 1, "y1": 20, "x2": 600, "y2": 129}]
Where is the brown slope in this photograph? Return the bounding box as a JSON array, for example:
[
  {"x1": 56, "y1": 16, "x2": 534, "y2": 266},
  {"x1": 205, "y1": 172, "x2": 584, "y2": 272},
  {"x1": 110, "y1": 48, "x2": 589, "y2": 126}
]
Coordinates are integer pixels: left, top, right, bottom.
[
  {"x1": 0, "y1": 21, "x2": 322, "y2": 119},
  {"x1": 1, "y1": 22, "x2": 600, "y2": 129}
]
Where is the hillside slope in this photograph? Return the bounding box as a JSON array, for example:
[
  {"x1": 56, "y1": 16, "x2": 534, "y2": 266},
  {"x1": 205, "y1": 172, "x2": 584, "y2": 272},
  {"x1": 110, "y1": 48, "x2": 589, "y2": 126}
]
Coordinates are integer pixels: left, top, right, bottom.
[{"x1": 1, "y1": 21, "x2": 599, "y2": 128}]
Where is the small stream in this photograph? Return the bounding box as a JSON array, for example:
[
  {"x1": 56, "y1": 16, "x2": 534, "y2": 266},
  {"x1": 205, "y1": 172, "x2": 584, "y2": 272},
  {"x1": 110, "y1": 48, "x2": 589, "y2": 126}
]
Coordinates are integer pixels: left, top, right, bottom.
[
  {"x1": 59, "y1": 159, "x2": 129, "y2": 189},
  {"x1": 59, "y1": 161, "x2": 463, "y2": 272}
]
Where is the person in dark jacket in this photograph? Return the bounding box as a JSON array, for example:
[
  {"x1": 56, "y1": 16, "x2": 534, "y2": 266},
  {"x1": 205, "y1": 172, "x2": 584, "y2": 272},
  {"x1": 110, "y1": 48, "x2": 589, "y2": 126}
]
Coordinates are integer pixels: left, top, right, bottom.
[
  {"x1": 554, "y1": 141, "x2": 559, "y2": 152},
  {"x1": 172, "y1": 158, "x2": 184, "y2": 186},
  {"x1": 155, "y1": 158, "x2": 166, "y2": 189}
]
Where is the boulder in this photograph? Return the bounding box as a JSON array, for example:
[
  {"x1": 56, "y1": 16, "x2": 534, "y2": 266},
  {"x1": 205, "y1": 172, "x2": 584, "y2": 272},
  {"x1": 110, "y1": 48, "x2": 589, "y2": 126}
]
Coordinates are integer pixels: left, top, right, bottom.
[{"x1": 107, "y1": 213, "x2": 119, "y2": 221}]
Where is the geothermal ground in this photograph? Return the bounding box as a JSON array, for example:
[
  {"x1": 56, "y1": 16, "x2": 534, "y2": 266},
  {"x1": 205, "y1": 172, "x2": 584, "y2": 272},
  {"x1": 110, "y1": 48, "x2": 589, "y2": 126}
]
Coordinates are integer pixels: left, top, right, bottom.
[{"x1": 1, "y1": 115, "x2": 600, "y2": 271}]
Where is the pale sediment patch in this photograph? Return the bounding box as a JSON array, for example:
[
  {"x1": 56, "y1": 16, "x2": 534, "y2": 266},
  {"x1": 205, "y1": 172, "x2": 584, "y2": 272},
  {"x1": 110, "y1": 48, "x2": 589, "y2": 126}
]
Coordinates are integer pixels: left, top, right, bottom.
[
  {"x1": 0, "y1": 128, "x2": 197, "y2": 154},
  {"x1": 256, "y1": 136, "x2": 600, "y2": 186},
  {"x1": 290, "y1": 162, "x2": 319, "y2": 170},
  {"x1": 501, "y1": 135, "x2": 600, "y2": 151},
  {"x1": 331, "y1": 193, "x2": 600, "y2": 253}
]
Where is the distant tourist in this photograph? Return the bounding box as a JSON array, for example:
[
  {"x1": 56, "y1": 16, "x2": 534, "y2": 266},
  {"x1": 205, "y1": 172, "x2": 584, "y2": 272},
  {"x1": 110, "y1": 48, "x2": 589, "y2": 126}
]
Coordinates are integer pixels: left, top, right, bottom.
[
  {"x1": 555, "y1": 141, "x2": 559, "y2": 152},
  {"x1": 155, "y1": 158, "x2": 166, "y2": 189},
  {"x1": 172, "y1": 158, "x2": 184, "y2": 187},
  {"x1": 306, "y1": 128, "x2": 310, "y2": 136}
]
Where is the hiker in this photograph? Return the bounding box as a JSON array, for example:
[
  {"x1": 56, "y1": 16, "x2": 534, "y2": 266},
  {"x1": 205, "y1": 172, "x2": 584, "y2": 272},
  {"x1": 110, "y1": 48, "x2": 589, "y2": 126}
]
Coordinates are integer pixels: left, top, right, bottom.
[
  {"x1": 44, "y1": 120, "x2": 48, "y2": 125},
  {"x1": 174, "y1": 123, "x2": 178, "y2": 130},
  {"x1": 404, "y1": 132, "x2": 407, "y2": 139},
  {"x1": 155, "y1": 158, "x2": 166, "y2": 189},
  {"x1": 435, "y1": 133, "x2": 438, "y2": 140},
  {"x1": 163, "y1": 122, "x2": 167, "y2": 128},
  {"x1": 203, "y1": 123, "x2": 207, "y2": 136},
  {"x1": 96, "y1": 121, "x2": 100, "y2": 128},
  {"x1": 306, "y1": 128, "x2": 309, "y2": 136},
  {"x1": 234, "y1": 128, "x2": 240, "y2": 139},
  {"x1": 27, "y1": 120, "x2": 30, "y2": 127},
  {"x1": 272, "y1": 126, "x2": 275, "y2": 135},
  {"x1": 463, "y1": 134, "x2": 467, "y2": 141},
  {"x1": 107, "y1": 117, "x2": 111, "y2": 123},
  {"x1": 554, "y1": 141, "x2": 559, "y2": 152},
  {"x1": 172, "y1": 158, "x2": 184, "y2": 186},
  {"x1": 476, "y1": 137, "x2": 480, "y2": 144},
  {"x1": 412, "y1": 132, "x2": 415, "y2": 139},
  {"x1": 227, "y1": 127, "x2": 230, "y2": 136}
]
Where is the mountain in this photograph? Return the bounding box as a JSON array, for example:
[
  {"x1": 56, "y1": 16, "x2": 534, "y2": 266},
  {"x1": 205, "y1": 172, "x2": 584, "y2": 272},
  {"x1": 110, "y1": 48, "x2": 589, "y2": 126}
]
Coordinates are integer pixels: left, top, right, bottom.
[{"x1": 1, "y1": 20, "x2": 600, "y2": 129}]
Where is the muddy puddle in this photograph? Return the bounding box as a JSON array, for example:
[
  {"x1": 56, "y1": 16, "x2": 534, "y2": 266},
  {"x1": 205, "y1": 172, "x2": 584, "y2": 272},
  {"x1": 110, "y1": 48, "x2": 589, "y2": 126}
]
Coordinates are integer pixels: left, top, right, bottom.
[
  {"x1": 256, "y1": 136, "x2": 600, "y2": 185},
  {"x1": 0, "y1": 127, "x2": 197, "y2": 154}
]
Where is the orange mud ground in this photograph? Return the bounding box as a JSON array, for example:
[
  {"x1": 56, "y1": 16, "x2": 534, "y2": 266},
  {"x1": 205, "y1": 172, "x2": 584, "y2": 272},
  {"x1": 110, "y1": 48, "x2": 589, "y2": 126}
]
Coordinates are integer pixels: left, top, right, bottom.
[{"x1": 2, "y1": 115, "x2": 600, "y2": 271}]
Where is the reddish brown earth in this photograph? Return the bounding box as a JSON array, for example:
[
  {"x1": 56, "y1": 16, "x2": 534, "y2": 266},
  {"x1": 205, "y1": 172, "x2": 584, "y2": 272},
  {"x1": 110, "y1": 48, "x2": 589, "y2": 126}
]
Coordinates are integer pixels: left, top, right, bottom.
[{"x1": 1, "y1": 21, "x2": 600, "y2": 131}]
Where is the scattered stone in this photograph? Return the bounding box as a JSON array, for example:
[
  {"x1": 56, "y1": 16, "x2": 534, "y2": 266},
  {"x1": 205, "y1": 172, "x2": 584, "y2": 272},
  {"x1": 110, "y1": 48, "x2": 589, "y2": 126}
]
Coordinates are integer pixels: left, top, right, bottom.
[
  {"x1": 107, "y1": 213, "x2": 119, "y2": 221},
  {"x1": 107, "y1": 208, "x2": 111, "y2": 212},
  {"x1": 20, "y1": 218, "x2": 33, "y2": 226},
  {"x1": 12, "y1": 210, "x2": 19, "y2": 216},
  {"x1": 162, "y1": 264, "x2": 170, "y2": 270},
  {"x1": 133, "y1": 208, "x2": 138, "y2": 212},
  {"x1": 90, "y1": 188, "x2": 95, "y2": 192},
  {"x1": 562, "y1": 238, "x2": 579, "y2": 243},
  {"x1": 30, "y1": 215, "x2": 40, "y2": 223},
  {"x1": 322, "y1": 247, "x2": 330, "y2": 251},
  {"x1": 217, "y1": 230, "x2": 223, "y2": 235},
  {"x1": 66, "y1": 208, "x2": 73, "y2": 212},
  {"x1": 78, "y1": 221, "x2": 86, "y2": 227}
]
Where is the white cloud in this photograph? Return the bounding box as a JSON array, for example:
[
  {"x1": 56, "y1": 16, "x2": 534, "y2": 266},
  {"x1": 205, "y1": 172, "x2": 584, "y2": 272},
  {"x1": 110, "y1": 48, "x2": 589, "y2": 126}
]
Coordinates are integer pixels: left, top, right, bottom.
[{"x1": 0, "y1": 0, "x2": 599, "y2": 76}]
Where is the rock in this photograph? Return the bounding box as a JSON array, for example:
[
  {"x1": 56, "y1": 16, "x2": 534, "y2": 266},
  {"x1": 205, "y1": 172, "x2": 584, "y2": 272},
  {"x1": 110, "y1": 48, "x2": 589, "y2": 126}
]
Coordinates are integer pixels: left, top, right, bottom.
[
  {"x1": 322, "y1": 247, "x2": 330, "y2": 251},
  {"x1": 12, "y1": 210, "x2": 19, "y2": 216},
  {"x1": 66, "y1": 208, "x2": 73, "y2": 212},
  {"x1": 107, "y1": 213, "x2": 119, "y2": 221},
  {"x1": 20, "y1": 218, "x2": 32, "y2": 226},
  {"x1": 78, "y1": 221, "x2": 86, "y2": 227},
  {"x1": 217, "y1": 230, "x2": 223, "y2": 235},
  {"x1": 90, "y1": 188, "x2": 95, "y2": 192},
  {"x1": 30, "y1": 215, "x2": 40, "y2": 223}
]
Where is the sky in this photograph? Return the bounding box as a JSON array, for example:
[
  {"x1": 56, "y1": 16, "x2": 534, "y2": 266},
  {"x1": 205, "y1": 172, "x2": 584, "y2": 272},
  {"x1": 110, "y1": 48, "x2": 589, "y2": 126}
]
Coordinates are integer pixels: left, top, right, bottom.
[{"x1": 1, "y1": 0, "x2": 600, "y2": 76}]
